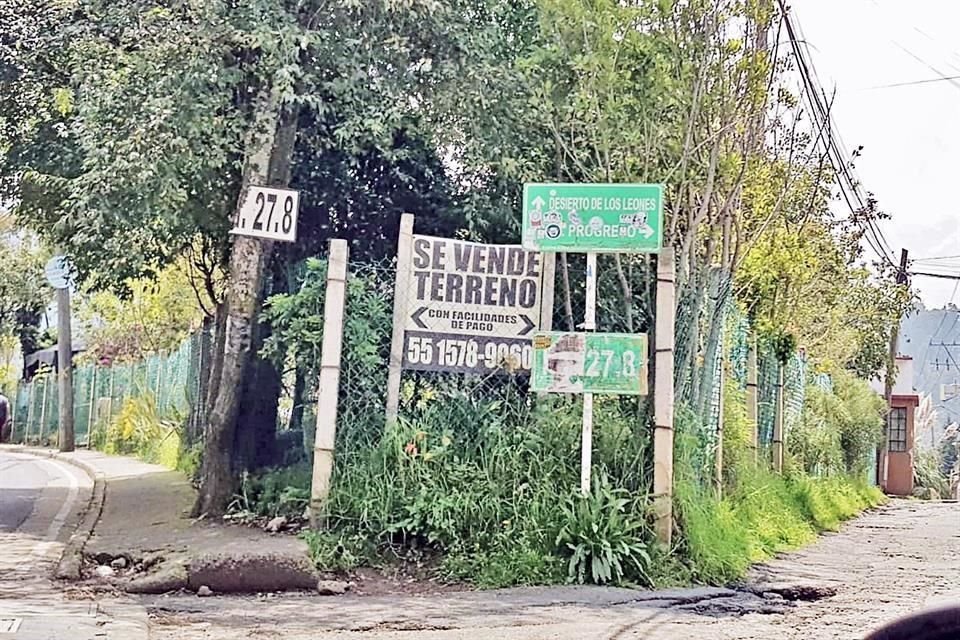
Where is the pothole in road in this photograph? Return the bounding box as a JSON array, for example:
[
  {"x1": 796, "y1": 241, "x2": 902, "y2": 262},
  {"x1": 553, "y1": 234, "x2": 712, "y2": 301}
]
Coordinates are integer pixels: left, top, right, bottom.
[{"x1": 742, "y1": 582, "x2": 839, "y2": 602}]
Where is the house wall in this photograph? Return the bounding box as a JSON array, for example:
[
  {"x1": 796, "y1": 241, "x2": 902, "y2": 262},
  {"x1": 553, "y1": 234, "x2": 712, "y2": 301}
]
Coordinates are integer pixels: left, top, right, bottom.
[{"x1": 886, "y1": 396, "x2": 918, "y2": 497}]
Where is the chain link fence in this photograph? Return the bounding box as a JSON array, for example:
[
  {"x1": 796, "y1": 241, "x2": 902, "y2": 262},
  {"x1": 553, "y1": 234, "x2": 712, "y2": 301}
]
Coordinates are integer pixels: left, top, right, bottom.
[
  {"x1": 11, "y1": 328, "x2": 211, "y2": 448},
  {"x1": 8, "y1": 246, "x2": 822, "y2": 490}
]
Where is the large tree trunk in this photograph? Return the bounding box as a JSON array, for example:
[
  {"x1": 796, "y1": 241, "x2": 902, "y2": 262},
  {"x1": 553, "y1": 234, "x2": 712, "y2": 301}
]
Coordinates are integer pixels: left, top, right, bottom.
[
  {"x1": 194, "y1": 86, "x2": 298, "y2": 517},
  {"x1": 204, "y1": 303, "x2": 228, "y2": 417},
  {"x1": 232, "y1": 258, "x2": 288, "y2": 471},
  {"x1": 233, "y1": 338, "x2": 282, "y2": 471}
]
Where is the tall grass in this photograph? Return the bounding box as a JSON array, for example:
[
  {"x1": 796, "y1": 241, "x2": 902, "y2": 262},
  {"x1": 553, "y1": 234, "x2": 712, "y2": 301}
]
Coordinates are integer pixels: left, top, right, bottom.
[
  {"x1": 673, "y1": 383, "x2": 886, "y2": 585},
  {"x1": 252, "y1": 375, "x2": 887, "y2": 589},
  {"x1": 255, "y1": 383, "x2": 655, "y2": 588},
  {"x1": 91, "y1": 393, "x2": 185, "y2": 470}
]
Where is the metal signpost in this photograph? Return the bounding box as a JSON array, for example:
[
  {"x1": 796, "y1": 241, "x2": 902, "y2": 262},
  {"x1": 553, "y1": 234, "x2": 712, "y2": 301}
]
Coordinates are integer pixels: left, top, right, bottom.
[
  {"x1": 400, "y1": 234, "x2": 544, "y2": 375},
  {"x1": 521, "y1": 183, "x2": 663, "y2": 253},
  {"x1": 44, "y1": 255, "x2": 74, "y2": 452},
  {"x1": 521, "y1": 182, "x2": 664, "y2": 498},
  {"x1": 230, "y1": 185, "x2": 300, "y2": 242}
]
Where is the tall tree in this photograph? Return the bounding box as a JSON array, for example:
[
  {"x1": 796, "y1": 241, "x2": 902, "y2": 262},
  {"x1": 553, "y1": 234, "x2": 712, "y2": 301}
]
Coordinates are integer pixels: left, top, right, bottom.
[{"x1": 2, "y1": 0, "x2": 522, "y2": 513}]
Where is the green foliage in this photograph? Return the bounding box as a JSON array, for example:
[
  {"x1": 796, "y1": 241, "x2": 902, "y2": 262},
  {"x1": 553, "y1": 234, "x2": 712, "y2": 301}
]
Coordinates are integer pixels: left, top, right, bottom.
[
  {"x1": 791, "y1": 371, "x2": 885, "y2": 476},
  {"x1": 301, "y1": 529, "x2": 373, "y2": 573},
  {"x1": 262, "y1": 259, "x2": 392, "y2": 442},
  {"x1": 939, "y1": 424, "x2": 959, "y2": 478},
  {"x1": 230, "y1": 464, "x2": 313, "y2": 519},
  {"x1": 3, "y1": 0, "x2": 511, "y2": 290},
  {"x1": 676, "y1": 460, "x2": 885, "y2": 585},
  {"x1": 77, "y1": 258, "x2": 208, "y2": 364},
  {"x1": 242, "y1": 384, "x2": 654, "y2": 588},
  {"x1": 177, "y1": 442, "x2": 203, "y2": 483},
  {"x1": 0, "y1": 234, "x2": 51, "y2": 359},
  {"x1": 675, "y1": 391, "x2": 886, "y2": 586},
  {"x1": 721, "y1": 379, "x2": 756, "y2": 485},
  {"x1": 95, "y1": 393, "x2": 183, "y2": 468},
  {"x1": 556, "y1": 475, "x2": 652, "y2": 586},
  {"x1": 913, "y1": 448, "x2": 950, "y2": 499}
]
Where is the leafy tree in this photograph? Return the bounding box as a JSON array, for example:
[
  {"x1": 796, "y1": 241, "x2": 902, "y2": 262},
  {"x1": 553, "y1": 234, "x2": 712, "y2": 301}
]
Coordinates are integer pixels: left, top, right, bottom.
[
  {"x1": 0, "y1": 229, "x2": 51, "y2": 371},
  {"x1": 76, "y1": 258, "x2": 208, "y2": 364},
  {"x1": 2, "y1": 0, "x2": 530, "y2": 513}
]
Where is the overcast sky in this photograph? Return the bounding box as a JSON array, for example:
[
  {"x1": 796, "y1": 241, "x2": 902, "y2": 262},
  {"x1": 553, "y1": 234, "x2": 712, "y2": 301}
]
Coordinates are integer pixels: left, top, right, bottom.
[{"x1": 793, "y1": 0, "x2": 960, "y2": 309}]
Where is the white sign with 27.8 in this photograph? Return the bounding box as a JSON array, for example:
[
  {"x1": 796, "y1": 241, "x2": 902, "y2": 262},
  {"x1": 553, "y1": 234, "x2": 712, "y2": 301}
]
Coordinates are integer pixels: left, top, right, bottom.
[{"x1": 230, "y1": 185, "x2": 300, "y2": 243}]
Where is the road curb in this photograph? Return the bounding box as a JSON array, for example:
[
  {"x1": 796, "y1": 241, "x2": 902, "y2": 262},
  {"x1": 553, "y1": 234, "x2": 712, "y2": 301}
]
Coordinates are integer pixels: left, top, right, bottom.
[{"x1": 1, "y1": 445, "x2": 107, "y2": 581}]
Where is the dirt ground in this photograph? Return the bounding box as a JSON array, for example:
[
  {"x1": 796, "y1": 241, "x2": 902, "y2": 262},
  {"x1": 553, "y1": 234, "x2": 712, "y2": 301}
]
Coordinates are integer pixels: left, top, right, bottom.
[{"x1": 147, "y1": 499, "x2": 960, "y2": 640}]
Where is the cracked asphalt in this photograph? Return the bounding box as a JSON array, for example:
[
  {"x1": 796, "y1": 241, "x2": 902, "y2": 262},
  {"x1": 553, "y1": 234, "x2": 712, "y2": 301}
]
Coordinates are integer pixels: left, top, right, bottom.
[
  {"x1": 147, "y1": 499, "x2": 959, "y2": 639},
  {"x1": 0, "y1": 449, "x2": 149, "y2": 639}
]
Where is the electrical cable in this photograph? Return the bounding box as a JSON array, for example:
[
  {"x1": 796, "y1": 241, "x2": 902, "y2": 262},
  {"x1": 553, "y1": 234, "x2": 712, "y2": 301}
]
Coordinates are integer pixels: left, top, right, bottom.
[{"x1": 781, "y1": 5, "x2": 899, "y2": 268}]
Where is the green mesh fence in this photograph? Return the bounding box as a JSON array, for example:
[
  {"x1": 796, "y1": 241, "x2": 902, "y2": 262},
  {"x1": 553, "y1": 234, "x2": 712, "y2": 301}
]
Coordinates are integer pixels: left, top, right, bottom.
[
  {"x1": 10, "y1": 327, "x2": 211, "y2": 448},
  {"x1": 728, "y1": 312, "x2": 750, "y2": 389},
  {"x1": 8, "y1": 251, "x2": 826, "y2": 484}
]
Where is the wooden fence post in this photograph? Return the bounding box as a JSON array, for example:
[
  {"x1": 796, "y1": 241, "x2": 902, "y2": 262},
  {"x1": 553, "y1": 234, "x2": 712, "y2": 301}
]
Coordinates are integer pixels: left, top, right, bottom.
[
  {"x1": 653, "y1": 248, "x2": 676, "y2": 546},
  {"x1": 310, "y1": 239, "x2": 350, "y2": 527},
  {"x1": 385, "y1": 213, "x2": 414, "y2": 426},
  {"x1": 772, "y1": 364, "x2": 785, "y2": 473},
  {"x1": 746, "y1": 337, "x2": 759, "y2": 462}
]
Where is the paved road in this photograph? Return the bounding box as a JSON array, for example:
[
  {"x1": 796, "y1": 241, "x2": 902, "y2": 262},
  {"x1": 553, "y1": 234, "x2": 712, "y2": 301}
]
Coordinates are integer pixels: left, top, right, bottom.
[
  {"x1": 149, "y1": 500, "x2": 960, "y2": 640},
  {"x1": 0, "y1": 450, "x2": 147, "y2": 639}
]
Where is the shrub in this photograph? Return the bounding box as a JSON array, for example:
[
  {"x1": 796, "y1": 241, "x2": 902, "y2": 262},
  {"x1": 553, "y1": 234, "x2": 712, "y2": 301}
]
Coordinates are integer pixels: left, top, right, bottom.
[
  {"x1": 674, "y1": 388, "x2": 886, "y2": 586},
  {"x1": 230, "y1": 464, "x2": 312, "y2": 518},
  {"x1": 792, "y1": 371, "x2": 884, "y2": 476},
  {"x1": 556, "y1": 474, "x2": 652, "y2": 585},
  {"x1": 95, "y1": 393, "x2": 184, "y2": 469},
  {"x1": 246, "y1": 384, "x2": 657, "y2": 588}
]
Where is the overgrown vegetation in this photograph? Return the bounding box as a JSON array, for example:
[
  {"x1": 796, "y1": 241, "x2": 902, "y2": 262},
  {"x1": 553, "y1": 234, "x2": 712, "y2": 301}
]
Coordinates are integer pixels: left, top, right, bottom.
[
  {"x1": 3, "y1": 0, "x2": 906, "y2": 592},
  {"x1": 232, "y1": 366, "x2": 885, "y2": 590},
  {"x1": 90, "y1": 393, "x2": 184, "y2": 470},
  {"x1": 673, "y1": 386, "x2": 886, "y2": 586},
  {"x1": 789, "y1": 371, "x2": 886, "y2": 476},
  {"x1": 234, "y1": 388, "x2": 655, "y2": 589},
  {"x1": 76, "y1": 258, "x2": 209, "y2": 365}
]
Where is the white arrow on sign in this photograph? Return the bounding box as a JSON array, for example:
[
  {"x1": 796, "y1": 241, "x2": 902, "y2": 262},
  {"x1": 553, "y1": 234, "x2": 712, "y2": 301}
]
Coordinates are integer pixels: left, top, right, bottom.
[
  {"x1": 640, "y1": 224, "x2": 655, "y2": 239},
  {"x1": 531, "y1": 196, "x2": 545, "y2": 211}
]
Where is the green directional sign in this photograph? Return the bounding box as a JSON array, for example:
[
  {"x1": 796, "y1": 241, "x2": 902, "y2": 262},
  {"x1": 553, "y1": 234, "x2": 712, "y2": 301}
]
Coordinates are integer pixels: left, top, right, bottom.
[
  {"x1": 522, "y1": 183, "x2": 664, "y2": 253},
  {"x1": 530, "y1": 332, "x2": 648, "y2": 395}
]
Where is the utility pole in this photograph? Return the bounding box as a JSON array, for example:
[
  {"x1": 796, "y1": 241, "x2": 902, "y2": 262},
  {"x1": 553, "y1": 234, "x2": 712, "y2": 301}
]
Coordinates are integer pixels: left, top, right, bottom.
[
  {"x1": 45, "y1": 255, "x2": 74, "y2": 452},
  {"x1": 880, "y1": 248, "x2": 909, "y2": 490},
  {"x1": 57, "y1": 284, "x2": 75, "y2": 452}
]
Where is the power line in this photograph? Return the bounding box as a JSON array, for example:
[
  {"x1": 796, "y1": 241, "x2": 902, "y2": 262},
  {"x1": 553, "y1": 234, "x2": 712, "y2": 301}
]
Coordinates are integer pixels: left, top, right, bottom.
[
  {"x1": 865, "y1": 75, "x2": 960, "y2": 90},
  {"x1": 890, "y1": 41, "x2": 960, "y2": 92},
  {"x1": 865, "y1": 0, "x2": 960, "y2": 77},
  {"x1": 782, "y1": 4, "x2": 899, "y2": 269},
  {"x1": 911, "y1": 271, "x2": 960, "y2": 281},
  {"x1": 914, "y1": 254, "x2": 960, "y2": 262},
  {"x1": 927, "y1": 282, "x2": 960, "y2": 345},
  {"x1": 789, "y1": 9, "x2": 894, "y2": 261}
]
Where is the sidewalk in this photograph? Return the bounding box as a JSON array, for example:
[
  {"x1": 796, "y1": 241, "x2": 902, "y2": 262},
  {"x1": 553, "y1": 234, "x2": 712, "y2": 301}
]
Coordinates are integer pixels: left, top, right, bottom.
[{"x1": 16, "y1": 447, "x2": 319, "y2": 595}]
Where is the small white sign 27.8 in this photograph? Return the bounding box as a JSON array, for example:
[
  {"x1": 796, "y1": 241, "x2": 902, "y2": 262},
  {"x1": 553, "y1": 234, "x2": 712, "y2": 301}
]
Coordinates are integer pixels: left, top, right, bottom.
[{"x1": 231, "y1": 185, "x2": 300, "y2": 242}]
